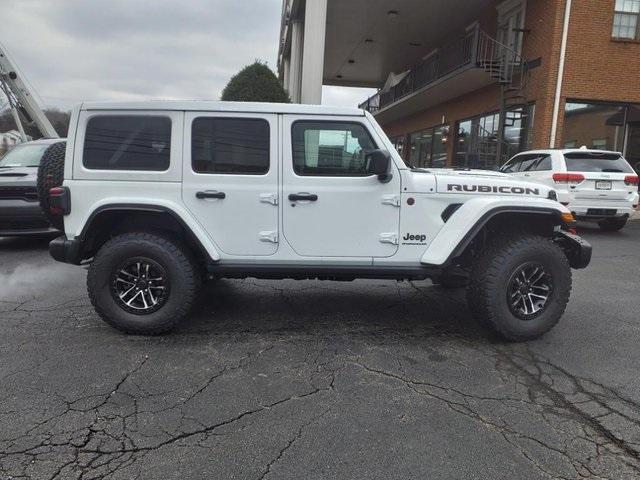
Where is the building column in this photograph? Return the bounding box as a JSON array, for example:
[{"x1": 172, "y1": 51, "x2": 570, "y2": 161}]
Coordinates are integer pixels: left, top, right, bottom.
[
  {"x1": 289, "y1": 19, "x2": 304, "y2": 103},
  {"x1": 300, "y1": 0, "x2": 327, "y2": 104}
]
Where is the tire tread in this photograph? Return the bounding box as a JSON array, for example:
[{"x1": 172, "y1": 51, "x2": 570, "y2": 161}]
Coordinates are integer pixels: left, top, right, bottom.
[
  {"x1": 87, "y1": 232, "x2": 200, "y2": 335},
  {"x1": 467, "y1": 234, "x2": 572, "y2": 341}
]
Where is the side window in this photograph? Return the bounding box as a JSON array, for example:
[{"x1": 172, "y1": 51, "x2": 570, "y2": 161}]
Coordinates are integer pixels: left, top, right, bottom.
[
  {"x1": 84, "y1": 116, "x2": 171, "y2": 171},
  {"x1": 192, "y1": 118, "x2": 269, "y2": 174},
  {"x1": 292, "y1": 121, "x2": 377, "y2": 176},
  {"x1": 532, "y1": 155, "x2": 552, "y2": 171},
  {"x1": 501, "y1": 155, "x2": 524, "y2": 173},
  {"x1": 519, "y1": 155, "x2": 540, "y2": 172}
]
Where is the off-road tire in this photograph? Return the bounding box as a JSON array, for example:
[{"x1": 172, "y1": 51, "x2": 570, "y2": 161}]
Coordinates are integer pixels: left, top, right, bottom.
[
  {"x1": 36, "y1": 141, "x2": 67, "y2": 231},
  {"x1": 598, "y1": 217, "x2": 627, "y2": 232},
  {"x1": 466, "y1": 234, "x2": 572, "y2": 342},
  {"x1": 87, "y1": 232, "x2": 201, "y2": 335}
]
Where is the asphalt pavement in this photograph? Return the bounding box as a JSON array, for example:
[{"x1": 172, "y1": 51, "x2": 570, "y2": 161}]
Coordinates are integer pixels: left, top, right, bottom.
[{"x1": 0, "y1": 221, "x2": 639, "y2": 480}]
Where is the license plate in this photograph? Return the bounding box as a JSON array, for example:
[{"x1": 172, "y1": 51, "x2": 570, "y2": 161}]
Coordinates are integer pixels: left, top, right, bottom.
[{"x1": 595, "y1": 180, "x2": 612, "y2": 190}]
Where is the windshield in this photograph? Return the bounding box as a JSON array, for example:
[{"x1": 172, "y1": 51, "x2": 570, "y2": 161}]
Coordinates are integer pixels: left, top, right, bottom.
[
  {"x1": 564, "y1": 152, "x2": 634, "y2": 173},
  {"x1": 0, "y1": 144, "x2": 49, "y2": 168}
]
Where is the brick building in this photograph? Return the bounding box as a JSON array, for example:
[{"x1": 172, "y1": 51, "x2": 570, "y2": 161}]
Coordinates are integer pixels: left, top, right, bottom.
[{"x1": 278, "y1": 0, "x2": 640, "y2": 172}]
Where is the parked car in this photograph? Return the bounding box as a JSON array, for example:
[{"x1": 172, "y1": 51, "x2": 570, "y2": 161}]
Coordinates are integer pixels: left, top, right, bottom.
[
  {"x1": 0, "y1": 138, "x2": 66, "y2": 237},
  {"x1": 42, "y1": 101, "x2": 591, "y2": 341},
  {"x1": 500, "y1": 148, "x2": 639, "y2": 231}
]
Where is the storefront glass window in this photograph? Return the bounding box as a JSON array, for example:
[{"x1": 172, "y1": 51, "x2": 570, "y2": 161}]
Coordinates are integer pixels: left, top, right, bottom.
[
  {"x1": 408, "y1": 125, "x2": 449, "y2": 168},
  {"x1": 454, "y1": 105, "x2": 534, "y2": 169},
  {"x1": 390, "y1": 135, "x2": 407, "y2": 160},
  {"x1": 562, "y1": 102, "x2": 627, "y2": 152}
]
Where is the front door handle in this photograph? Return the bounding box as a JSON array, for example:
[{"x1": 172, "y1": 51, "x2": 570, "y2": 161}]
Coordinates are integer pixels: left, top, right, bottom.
[
  {"x1": 288, "y1": 193, "x2": 318, "y2": 202},
  {"x1": 196, "y1": 191, "x2": 226, "y2": 200}
]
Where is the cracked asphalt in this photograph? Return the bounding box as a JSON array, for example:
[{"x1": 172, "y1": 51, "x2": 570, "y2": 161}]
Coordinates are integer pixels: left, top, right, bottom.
[{"x1": 1, "y1": 221, "x2": 639, "y2": 480}]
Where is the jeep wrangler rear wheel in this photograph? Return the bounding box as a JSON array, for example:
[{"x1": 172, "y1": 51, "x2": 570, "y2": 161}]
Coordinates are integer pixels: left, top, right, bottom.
[
  {"x1": 87, "y1": 232, "x2": 201, "y2": 335},
  {"x1": 466, "y1": 234, "x2": 571, "y2": 342}
]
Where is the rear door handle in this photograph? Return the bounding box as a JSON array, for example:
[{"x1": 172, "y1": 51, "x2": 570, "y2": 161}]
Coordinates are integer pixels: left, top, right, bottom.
[
  {"x1": 196, "y1": 191, "x2": 226, "y2": 200},
  {"x1": 288, "y1": 193, "x2": 318, "y2": 202}
]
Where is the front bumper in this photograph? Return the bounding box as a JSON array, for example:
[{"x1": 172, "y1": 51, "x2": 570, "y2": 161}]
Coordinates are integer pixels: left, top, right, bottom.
[
  {"x1": 49, "y1": 235, "x2": 82, "y2": 265},
  {"x1": 0, "y1": 200, "x2": 58, "y2": 236},
  {"x1": 554, "y1": 230, "x2": 592, "y2": 270}
]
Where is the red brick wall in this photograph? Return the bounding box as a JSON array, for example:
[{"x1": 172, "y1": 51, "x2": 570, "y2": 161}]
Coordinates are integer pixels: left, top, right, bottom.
[{"x1": 554, "y1": 0, "x2": 640, "y2": 146}]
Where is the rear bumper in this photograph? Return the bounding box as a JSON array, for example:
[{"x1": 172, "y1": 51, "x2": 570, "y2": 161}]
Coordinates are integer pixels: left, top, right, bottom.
[
  {"x1": 554, "y1": 230, "x2": 592, "y2": 270},
  {"x1": 559, "y1": 192, "x2": 639, "y2": 219},
  {"x1": 49, "y1": 235, "x2": 82, "y2": 265},
  {"x1": 572, "y1": 208, "x2": 634, "y2": 220}
]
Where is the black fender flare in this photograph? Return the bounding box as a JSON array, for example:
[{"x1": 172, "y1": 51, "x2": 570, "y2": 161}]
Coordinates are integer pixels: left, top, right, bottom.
[
  {"x1": 76, "y1": 204, "x2": 215, "y2": 263},
  {"x1": 441, "y1": 206, "x2": 566, "y2": 267}
]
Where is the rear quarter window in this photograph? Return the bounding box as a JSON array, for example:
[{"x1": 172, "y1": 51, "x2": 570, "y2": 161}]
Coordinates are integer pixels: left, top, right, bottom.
[
  {"x1": 83, "y1": 115, "x2": 171, "y2": 171},
  {"x1": 564, "y1": 152, "x2": 634, "y2": 173}
]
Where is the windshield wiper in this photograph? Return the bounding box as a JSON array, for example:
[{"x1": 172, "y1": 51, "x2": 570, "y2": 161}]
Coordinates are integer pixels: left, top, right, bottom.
[{"x1": 601, "y1": 169, "x2": 623, "y2": 173}]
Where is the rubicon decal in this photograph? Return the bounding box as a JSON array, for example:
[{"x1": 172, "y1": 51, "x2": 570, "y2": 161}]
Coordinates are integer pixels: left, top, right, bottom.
[{"x1": 447, "y1": 184, "x2": 540, "y2": 195}]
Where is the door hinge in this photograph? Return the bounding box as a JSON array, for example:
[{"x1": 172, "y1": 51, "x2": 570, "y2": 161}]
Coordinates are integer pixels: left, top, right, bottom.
[
  {"x1": 259, "y1": 231, "x2": 279, "y2": 243},
  {"x1": 260, "y1": 193, "x2": 279, "y2": 206},
  {"x1": 381, "y1": 194, "x2": 401, "y2": 207},
  {"x1": 378, "y1": 233, "x2": 399, "y2": 245}
]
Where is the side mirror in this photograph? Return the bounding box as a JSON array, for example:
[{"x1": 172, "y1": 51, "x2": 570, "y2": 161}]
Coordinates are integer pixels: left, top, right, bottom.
[{"x1": 365, "y1": 149, "x2": 393, "y2": 183}]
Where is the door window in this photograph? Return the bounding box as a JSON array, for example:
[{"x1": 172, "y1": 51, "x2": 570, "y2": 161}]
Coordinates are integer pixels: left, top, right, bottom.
[
  {"x1": 291, "y1": 122, "x2": 377, "y2": 176},
  {"x1": 497, "y1": 1, "x2": 526, "y2": 55},
  {"x1": 192, "y1": 118, "x2": 269, "y2": 174}
]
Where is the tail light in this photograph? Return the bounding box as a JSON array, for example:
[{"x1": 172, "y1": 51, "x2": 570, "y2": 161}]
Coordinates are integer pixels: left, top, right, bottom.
[
  {"x1": 552, "y1": 173, "x2": 585, "y2": 184},
  {"x1": 48, "y1": 187, "x2": 71, "y2": 215},
  {"x1": 624, "y1": 175, "x2": 639, "y2": 186}
]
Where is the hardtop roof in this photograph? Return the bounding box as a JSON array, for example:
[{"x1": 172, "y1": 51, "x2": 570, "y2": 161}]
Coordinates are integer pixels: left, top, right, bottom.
[{"x1": 79, "y1": 100, "x2": 366, "y2": 117}]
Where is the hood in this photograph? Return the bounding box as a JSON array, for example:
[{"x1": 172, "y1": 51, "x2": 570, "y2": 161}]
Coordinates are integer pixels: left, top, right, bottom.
[
  {"x1": 0, "y1": 167, "x2": 38, "y2": 187},
  {"x1": 405, "y1": 168, "x2": 554, "y2": 199}
]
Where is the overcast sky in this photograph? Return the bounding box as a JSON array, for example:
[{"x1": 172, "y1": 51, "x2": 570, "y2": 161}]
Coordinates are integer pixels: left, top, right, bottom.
[{"x1": 1, "y1": 0, "x2": 375, "y2": 111}]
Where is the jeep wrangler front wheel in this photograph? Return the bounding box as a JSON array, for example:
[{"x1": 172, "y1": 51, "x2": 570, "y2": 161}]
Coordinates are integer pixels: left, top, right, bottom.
[
  {"x1": 466, "y1": 234, "x2": 572, "y2": 342},
  {"x1": 87, "y1": 232, "x2": 201, "y2": 335}
]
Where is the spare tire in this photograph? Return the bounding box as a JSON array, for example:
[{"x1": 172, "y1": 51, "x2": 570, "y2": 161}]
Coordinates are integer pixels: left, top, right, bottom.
[{"x1": 37, "y1": 141, "x2": 67, "y2": 231}]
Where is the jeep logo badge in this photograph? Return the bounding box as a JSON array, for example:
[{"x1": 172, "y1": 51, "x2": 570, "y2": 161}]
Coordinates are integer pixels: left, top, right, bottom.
[{"x1": 402, "y1": 233, "x2": 427, "y2": 245}]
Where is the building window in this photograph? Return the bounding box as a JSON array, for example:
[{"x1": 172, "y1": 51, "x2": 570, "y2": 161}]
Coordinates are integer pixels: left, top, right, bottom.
[
  {"x1": 454, "y1": 105, "x2": 534, "y2": 169},
  {"x1": 192, "y1": 118, "x2": 270, "y2": 175},
  {"x1": 291, "y1": 121, "x2": 377, "y2": 176},
  {"x1": 612, "y1": 0, "x2": 640, "y2": 40},
  {"x1": 83, "y1": 116, "x2": 171, "y2": 171},
  {"x1": 408, "y1": 125, "x2": 449, "y2": 168},
  {"x1": 390, "y1": 135, "x2": 407, "y2": 160},
  {"x1": 562, "y1": 102, "x2": 627, "y2": 152}
]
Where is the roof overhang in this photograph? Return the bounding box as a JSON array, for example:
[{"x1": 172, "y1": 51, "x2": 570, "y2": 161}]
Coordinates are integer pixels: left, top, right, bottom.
[{"x1": 279, "y1": 0, "x2": 493, "y2": 89}]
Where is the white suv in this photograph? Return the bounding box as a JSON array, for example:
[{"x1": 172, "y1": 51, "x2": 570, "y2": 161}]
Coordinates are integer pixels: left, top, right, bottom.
[
  {"x1": 500, "y1": 148, "x2": 639, "y2": 231},
  {"x1": 40, "y1": 101, "x2": 591, "y2": 341}
]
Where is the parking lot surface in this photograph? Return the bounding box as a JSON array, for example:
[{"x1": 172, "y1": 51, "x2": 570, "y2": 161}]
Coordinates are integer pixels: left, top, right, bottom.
[{"x1": 1, "y1": 222, "x2": 639, "y2": 480}]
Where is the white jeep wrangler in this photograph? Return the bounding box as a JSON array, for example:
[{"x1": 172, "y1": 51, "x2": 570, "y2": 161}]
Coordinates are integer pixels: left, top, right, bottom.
[{"x1": 41, "y1": 101, "x2": 591, "y2": 341}]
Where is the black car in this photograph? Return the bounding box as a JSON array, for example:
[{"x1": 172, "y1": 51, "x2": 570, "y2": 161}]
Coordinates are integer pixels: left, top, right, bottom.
[{"x1": 0, "y1": 138, "x2": 65, "y2": 236}]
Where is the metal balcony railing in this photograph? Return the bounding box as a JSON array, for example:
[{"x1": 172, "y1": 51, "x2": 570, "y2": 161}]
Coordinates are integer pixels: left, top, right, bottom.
[{"x1": 359, "y1": 26, "x2": 526, "y2": 113}]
